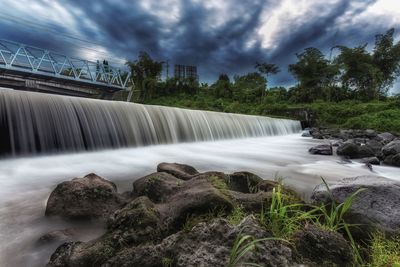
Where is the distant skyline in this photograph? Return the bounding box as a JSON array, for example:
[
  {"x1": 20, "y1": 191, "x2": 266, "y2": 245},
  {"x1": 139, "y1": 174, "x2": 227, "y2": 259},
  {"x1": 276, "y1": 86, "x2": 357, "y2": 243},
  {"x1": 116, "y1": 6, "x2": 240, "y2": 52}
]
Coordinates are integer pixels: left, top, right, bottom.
[{"x1": 1, "y1": 0, "x2": 399, "y2": 93}]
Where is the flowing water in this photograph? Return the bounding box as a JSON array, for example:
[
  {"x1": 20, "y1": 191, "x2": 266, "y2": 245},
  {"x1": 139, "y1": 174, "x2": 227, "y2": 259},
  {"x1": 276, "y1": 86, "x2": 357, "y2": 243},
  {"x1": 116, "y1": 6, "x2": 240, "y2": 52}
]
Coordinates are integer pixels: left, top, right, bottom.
[{"x1": 0, "y1": 89, "x2": 398, "y2": 267}]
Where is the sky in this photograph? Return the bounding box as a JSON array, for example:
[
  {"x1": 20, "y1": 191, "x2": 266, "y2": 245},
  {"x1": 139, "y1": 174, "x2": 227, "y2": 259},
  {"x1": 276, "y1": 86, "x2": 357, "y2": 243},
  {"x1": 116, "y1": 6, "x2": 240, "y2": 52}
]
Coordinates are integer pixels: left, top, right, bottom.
[{"x1": 0, "y1": 0, "x2": 400, "y2": 92}]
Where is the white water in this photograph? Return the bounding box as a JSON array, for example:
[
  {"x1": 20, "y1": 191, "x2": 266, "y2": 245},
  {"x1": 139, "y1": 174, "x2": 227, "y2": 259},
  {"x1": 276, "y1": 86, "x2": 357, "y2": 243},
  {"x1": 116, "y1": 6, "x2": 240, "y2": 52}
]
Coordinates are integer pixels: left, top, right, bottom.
[
  {"x1": 0, "y1": 134, "x2": 399, "y2": 267},
  {"x1": 0, "y1": 89, "x2": 300, "y2": 155}
]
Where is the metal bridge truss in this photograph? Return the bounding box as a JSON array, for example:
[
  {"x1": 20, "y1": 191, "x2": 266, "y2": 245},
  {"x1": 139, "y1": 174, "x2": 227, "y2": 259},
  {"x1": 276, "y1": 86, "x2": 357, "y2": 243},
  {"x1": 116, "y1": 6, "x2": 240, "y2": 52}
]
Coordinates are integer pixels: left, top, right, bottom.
[{"x1": 0, "y1": 39, "x2": 131, "y2": 90}]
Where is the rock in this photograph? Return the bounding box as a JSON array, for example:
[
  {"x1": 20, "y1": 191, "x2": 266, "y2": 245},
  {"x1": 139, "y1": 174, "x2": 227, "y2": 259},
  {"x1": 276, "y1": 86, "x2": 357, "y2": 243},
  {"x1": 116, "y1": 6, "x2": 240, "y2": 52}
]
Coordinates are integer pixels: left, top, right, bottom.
[
  {"x1": 337, "y1": 143, "x2": 359, "y2": 158},
  {"x1": 375, "y1": 132, "x2": 395, "y2": 144},
  {"x1": 311, "y1": 131, "x2": 324, "y2": 139},
  {"x1": 132, "y1": 172, "x2": 182, "y2": 203},
  {"x1": 107, "y1": 196, "x2": 162, "y2": 244},
  {"x1": 357, "y1": 145, "x2": 376, "y2": 158},
  {"x1": 158, "y1": 172, "x2": 235, "y2": 228},
  {"x1": 293, "y1": 224, "x2": 353, "y2": 267},
  {"x1": 301, "y1": 130, "x2": 312, "y2": 137},
  {"x1": 331, "y1": 140, "x2": 344, "y2": 147},
  {"x1": 336, "y1": 143, "x2": 375, "y2": 159},
  {"x1": 381, "y1": 140, "x2": 400, "y2": 167},
  {"x1": 309, "y1": 144, "x2": 332, "y2": 155},
  {"x1": 226, "y1": 172, "x2": 263, "y2": 193},
  {"x1": 366, "y1": 139, "x2": 383, "y2": 155},
  {"x1": 157, "y1": 162, "x2": 199, "y2": 180},
  {"x1": 38, "y1": 229, "x2": 76, "y2": 245},
  {"x1": 360, "y1": 157, "x2": 380, "y2": 165},
  {"x1": 106, "y1": 216, "x2": 295, "y2": 267},
  {"x1": 229, "y1": 191, "x2": 272, "y2": 212},
  {"x1": 311, "y1": 175, "x2": 400, "y2": 237},
  {"x1": 384, "y1": 153, "x2": 400, "y2": 167},
  {"x1": 382, "y1": 140, "x2": 400, "y2": 157},
  {"x1": 45, "y1": 173, "x2": 126, "y2": 220}
]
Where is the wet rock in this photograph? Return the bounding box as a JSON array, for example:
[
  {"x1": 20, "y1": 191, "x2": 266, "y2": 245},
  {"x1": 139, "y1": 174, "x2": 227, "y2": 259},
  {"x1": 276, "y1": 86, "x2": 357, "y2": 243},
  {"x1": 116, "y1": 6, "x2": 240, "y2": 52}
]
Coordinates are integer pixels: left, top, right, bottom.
[
  {"x1": 383, "y1": 153, "x2": 400, "y2": 167},
  {"x1": 336, "y1": 143, "x2": 375, "y2": 159},
  {"x1": 375, "y1": 132, "x2": 395, "y2": 144},
  {"x1": 381, "y1": 140, "x2": 400, "y2": 167},
  {"x1": 301, "y1": 130, "x2": 312, "y2": 137},
  {"x1": 158, "y1": 172, "x2": 235, "y2": 228},
  {"x1": 308, "y1": 144, "x2": 333, "y2": 155},
  {"x1": 366, "y1": 139, "x2": 383, "y2": 155},
  {"x1": 337, "y1": 143, "x2": 359, "y2": 158},
  {"x1": 229, "y1": 191, "x2": 272, "y2": 212},
  {"x1": 106, "y1": 216, "x2": 295, "y2": 267},
  {"x1": 293, "y1": 224, "x2": 353, "y2": 267},
  {"x1": 108, "y1": 196, "x2": 162, "y2": 244},
  {"x1": 45, "y1": 173, "x2": 126, "y2": 220},
  {"x1": 312, "y1": 175, "x2": 400, "y2": 237},
  {"x1": 357, "y1": 145, "x2": 376, "y2": 158},
  {"x1": 360, "y1": 157, "x2": 380, "y2": 165},
  {"x1": 132, "y1": 172, "x2": 182, "y2": 203},
  {"x1": 226, "y1": 171, "x2": 263, "y2": 193},
  {"x1": 157, "y1": 162, "x2": 199, "y2": 180},
  {"x1": 38, "y1": 229, "x2": 76, "y2": 245},
  {"x1": 382, "y1": 140, "x2": 400, "y2": 157}
]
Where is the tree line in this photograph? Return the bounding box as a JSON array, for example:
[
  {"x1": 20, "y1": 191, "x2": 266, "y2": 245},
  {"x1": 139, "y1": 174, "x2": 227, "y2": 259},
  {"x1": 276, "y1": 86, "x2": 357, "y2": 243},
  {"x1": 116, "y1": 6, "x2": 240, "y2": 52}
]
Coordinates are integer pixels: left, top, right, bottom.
[{"x1": 124, "y1": 28, "x2": 400, "y2": 103}]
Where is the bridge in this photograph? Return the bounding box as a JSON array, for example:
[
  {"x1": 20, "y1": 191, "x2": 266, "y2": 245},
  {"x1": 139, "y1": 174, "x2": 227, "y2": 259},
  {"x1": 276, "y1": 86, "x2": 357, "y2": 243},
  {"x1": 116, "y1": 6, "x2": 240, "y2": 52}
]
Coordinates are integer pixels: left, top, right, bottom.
[{"x1": 0, "y1": 39, "x2": 131, "y2": 99}]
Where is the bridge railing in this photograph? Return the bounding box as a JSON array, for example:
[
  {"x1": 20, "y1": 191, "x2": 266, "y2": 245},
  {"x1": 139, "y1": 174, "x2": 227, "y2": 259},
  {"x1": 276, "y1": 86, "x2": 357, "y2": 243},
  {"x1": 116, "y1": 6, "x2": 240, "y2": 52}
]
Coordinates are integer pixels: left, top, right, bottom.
[{"x1": 0, "y1": 39, "x2": 131, "y2": 90}]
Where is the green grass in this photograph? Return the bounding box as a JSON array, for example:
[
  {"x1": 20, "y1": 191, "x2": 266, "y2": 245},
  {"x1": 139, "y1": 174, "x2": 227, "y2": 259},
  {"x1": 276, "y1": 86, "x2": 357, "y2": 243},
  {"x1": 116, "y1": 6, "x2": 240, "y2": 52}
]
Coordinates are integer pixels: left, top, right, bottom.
[
  {"x1": 161, "y1": 257, "x2": 174, "y2": 267},
  {"x1": 144, "y1": 93, "x2": 400, "y2": 132},
  {"x1": 367, "y1": 232, "x2": 400, "y2": 267},
  {"x1": 259, "y1": 184, "x2": 316, "y2": 238},
  {"x1": 227, "y1": 205, "x2": 246, "y2": 225},
  {"x1": 228, "y1": 235, "x2": 286, "y2": 267},
  {"x1": 208, "y1": 175, "x2": 229, "y2": 191}
]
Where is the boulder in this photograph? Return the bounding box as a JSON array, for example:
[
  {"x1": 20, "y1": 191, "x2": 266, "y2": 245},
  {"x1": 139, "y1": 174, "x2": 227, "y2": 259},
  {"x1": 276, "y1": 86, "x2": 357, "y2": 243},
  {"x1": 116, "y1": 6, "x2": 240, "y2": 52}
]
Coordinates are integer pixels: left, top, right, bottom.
[
  {"x1": 157, "y1": 162, "x2": 199, "y2": 180},
  {"x1": 382, "y1": 140, "x2": 400, "y2": 157},
  {"x1": 158, "y1": 172, "x2": 235, "y2": 228},
  {"x1": 107, "y1": 196, "x2": 162, "y2": 244},
  {"x1": 366, "y1": 139, "x2": 383, "y2": 155},
  {"x1": 38, "y1": 229, "x2": 76, "y2": 245},
  {"x1": 226, "y1": 171, "x2": 263, "y2": 193},
  {"x1": 357, "y1": 145, "x2": 376, "y2": 158},
  {"x1": 106, "y1": 216, "x2": 295, "y2": 267},
  {"x1": 312, "y1": 176, "x2": 400, "y2": 237},
  {"x1": 45, "y1": 173, "x2": 126, "y2": 220},
  {"x1": 301, "y1": 130, "x2": 312, "y2": 137},
  {"x1": 336, "y1": 143, "x2": 359, "y2": 158},
  {"x1": 293, "y1": 224, "x2": 353, "y2": 267},
  {"x1": 383, "y1": 153, "x2": 400, "y2": 167},
  {"x1": 308, "y1": 144, "x2": 333, "y2": 155},
  {"x1": 381, "y1": 140, "x2": 400, "y2": 167},
  {"x1": 375, "y1": 132, "x2": 395, "y2": 144},
  {"x1": 336, "y1": 143, "x2": 375, "y2": 159},
  {"x1": 360, "y1": 157, "x2": 380, "y2": 165},
  {"x1": 132, "y1": 172, "x2": 182, "y2": 203}
]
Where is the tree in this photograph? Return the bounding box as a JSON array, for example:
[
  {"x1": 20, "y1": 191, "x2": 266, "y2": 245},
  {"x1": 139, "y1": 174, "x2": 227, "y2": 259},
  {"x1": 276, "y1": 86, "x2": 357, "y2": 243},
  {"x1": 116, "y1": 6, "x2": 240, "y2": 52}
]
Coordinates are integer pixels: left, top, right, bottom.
[
  {"x1": 211, "y1": 74, "x2": 232, "y2": 98},
  {"x1": 289, "y1": 47, "x2": 339, "y2": 102},
  {"x1": 335, "y1": 45, "x2": 382, "y2": 101},
  {"x1": 372, "y1": 28, "x2": 400, "y2": 95},
  {"x1": 255, "y1": 62, "x2": 280, "y2": 100},
  {"x1": 126, "y1": 52, "x2": 163, "y2": 101},
  {"x1": 232, "y1": 72, "x2": 266, "y2": 103}
]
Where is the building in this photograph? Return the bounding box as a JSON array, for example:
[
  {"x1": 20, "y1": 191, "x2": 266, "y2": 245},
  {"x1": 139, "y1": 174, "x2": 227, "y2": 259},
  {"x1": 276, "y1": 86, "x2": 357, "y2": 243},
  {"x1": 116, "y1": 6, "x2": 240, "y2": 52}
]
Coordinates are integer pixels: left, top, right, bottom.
[{"x1": 174, "y1": 64, "x2": 198, "y2": 81}]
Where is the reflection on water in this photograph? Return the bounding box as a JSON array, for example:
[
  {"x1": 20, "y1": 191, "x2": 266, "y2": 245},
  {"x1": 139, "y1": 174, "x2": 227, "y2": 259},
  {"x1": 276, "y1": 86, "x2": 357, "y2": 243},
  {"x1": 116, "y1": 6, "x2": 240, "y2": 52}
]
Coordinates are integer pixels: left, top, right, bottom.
[{"x1": 0, "y1": 134, "x2": 398, "y2": 266}]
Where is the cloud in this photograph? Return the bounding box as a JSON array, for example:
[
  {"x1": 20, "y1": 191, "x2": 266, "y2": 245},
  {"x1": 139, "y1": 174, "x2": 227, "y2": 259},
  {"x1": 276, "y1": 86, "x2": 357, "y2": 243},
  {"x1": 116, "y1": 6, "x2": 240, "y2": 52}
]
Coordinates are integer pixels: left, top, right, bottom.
[{"x1": 0, "y1": 0, "x2": 399, "y2": 92}]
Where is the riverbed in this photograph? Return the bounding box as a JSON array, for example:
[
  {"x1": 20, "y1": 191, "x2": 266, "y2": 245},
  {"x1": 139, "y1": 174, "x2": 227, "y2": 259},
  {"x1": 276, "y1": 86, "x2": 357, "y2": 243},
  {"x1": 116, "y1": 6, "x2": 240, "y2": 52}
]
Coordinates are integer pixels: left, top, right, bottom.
[{"x1": 0, "y1": 134, "x2": 398, "y2": 267}]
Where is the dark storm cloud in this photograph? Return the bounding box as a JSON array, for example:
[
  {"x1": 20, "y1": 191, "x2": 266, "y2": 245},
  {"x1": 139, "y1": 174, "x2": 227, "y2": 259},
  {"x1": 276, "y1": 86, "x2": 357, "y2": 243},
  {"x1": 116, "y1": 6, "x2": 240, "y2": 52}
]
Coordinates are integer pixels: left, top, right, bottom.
[{"x1": 0, "y1": 0, "x2": 399, "y2": 92}]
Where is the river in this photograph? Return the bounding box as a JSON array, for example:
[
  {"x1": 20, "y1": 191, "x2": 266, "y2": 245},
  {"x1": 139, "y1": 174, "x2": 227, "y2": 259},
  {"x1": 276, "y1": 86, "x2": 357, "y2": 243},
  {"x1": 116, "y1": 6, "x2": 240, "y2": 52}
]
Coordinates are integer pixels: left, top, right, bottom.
[{"x1": 0, "y1": 134, "x2": 399, "y2": 267}]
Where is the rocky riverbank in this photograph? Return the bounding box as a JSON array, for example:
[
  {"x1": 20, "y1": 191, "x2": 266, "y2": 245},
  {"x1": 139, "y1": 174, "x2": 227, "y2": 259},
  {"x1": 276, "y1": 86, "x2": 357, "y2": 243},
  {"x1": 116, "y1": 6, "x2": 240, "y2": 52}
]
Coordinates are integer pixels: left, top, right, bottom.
[
  {"x1": 306, "y1": 128, "x2": 400, "y2": 167},
  {"x1": 40, "y1": 162, "x2": 400, "y2": 266}
]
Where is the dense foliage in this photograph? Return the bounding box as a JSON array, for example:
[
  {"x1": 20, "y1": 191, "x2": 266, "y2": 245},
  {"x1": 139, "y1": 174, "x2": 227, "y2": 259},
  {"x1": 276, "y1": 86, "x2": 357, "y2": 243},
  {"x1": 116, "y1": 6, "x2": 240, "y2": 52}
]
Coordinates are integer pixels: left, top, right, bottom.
[{"x1": 117, "y1": 29, "x2": 400, "y2": 132}]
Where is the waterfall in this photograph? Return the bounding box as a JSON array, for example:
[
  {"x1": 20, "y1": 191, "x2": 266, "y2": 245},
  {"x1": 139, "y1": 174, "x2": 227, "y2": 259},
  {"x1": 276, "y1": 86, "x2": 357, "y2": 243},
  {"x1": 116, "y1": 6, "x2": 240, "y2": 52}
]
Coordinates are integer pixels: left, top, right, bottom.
[{"x1": 0, "y1": 88, "x2": 301, "y2": 156}]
